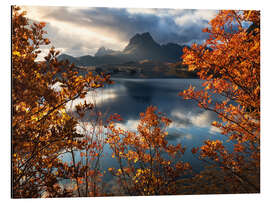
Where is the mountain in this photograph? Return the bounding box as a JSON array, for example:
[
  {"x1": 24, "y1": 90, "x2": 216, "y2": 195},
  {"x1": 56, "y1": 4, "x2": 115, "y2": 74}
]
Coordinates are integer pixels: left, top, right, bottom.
[
  {"x1": 58, "y1": 32, "x2": 186, "y2": 66},
  {"x1": 57, "y1": 54, "x2": 81, "y2": 65},
  {"x1": 161, "y1": 43, "x2": 184, "y2": 62},
  {"x1": 123, "y1": 32, "x2": 163, "y2": 60},
  {"x1": 94, "y1": 47, "x2": 121, "y2": 57},
  {"x1": 122, "y1": 32, "x2": 185, "y2": 62}
]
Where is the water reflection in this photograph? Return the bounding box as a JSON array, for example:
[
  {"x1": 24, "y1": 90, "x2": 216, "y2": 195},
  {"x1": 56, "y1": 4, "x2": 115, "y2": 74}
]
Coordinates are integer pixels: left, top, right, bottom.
[
  {"x1": 66, "y1": 78, "x2": 225, "y2": 155},
  {"x1": 62, "y1": 78, "x2": 228, "y2": 190},
  {"x1": 94, "y1": 78, "x2": 206, "y2": 121},
  {"x1": 94, "y1": 78, "x2": 221, "y2": 137}
]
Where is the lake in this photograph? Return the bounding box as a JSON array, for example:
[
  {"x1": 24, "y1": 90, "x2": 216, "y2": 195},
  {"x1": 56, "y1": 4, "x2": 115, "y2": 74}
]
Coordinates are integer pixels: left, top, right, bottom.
[{"x1": 61, "y1": 78, "x2": 230, "y2": 192}]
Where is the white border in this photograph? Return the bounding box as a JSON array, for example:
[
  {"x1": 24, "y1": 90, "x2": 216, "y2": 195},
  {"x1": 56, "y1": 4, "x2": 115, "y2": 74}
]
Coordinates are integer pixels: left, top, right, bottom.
[
  {"x1": 4, "y1": 0, "x2": 264, "y2": 10},
  {"x1": 1, "y1": 0, "x2": 269, "y2": 202}
]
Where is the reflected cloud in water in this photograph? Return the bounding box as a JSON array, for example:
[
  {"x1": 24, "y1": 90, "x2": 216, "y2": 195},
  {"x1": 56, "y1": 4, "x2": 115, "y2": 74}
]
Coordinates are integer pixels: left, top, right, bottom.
[
  {"x1": 94, "y1": 78, "x2": 204, "y2": 121},
  {"x1": 114, "y1": 119, "x2": 139, "y2": 132},
  {"x1": 61, "y1": 78, "x2": 228, "y2": 184},
  {"x1": 66, "y1": 86, "x2": 123, "y2": 112},
  {"x1": 69, "y1": 78, "x2": 223, "y2": 140},
  {"x1": 170, "y1": 110, "x2": 217, "y2": 129}
]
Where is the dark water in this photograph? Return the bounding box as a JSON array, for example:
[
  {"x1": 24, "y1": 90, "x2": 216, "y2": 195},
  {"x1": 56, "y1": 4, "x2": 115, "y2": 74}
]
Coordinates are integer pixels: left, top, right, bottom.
[{"x1": 61, "y1": 78, "x2": 230, "y2": 190}]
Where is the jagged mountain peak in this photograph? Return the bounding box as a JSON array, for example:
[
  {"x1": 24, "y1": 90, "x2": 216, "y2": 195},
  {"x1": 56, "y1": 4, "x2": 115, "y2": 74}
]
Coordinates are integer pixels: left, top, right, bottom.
[
  {"x1": 123, "y1": 32, "x2": 162, "y2": 59},
  {"x1": 131, "y1": 32, "x2": 153, "y2": 40},
  {"x1": 127, "y1": 32, "x2": 157, "y2": 46},
  {"x1": 95, "y1": 46, "x2": 120, "y2": 57}
]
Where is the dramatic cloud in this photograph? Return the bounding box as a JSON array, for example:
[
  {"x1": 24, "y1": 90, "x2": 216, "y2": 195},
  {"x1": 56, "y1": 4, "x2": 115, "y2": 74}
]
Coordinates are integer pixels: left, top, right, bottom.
[{"x1": 22, "y1": 6, "x2": 217, "y2": 57}]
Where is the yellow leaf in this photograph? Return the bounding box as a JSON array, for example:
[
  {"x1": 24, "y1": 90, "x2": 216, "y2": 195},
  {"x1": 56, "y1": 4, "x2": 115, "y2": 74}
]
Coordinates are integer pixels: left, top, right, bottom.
[
  {"x1": 13, "y1": 51, "x2": 21, "y2": 56},
  {"x1": 212, "y1": 121, "x2": 217, "y2": 125}
]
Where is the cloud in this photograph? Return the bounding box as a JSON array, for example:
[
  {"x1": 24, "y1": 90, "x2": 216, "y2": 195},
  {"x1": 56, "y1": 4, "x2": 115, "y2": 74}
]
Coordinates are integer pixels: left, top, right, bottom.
[
  {"x1": 22, "y1": 6, "x2": 218, "y2": 57},
  {"x1": 65, "y1": 86, "x2": 121, "y2": 113},
  {"x1": 115, "y1": 119, "x2": 139, "y2": 132},
  {"x1": 190, "y1": 111, "x2": 215, "y2": 127},
  {"x1": 209, "y1": 125, "x2": 222, "y2": 135},
  {"x1": 170, "y1": 111, "x2": 192, "y2": 129},
  {"x1": 170, "y1": 110, "x2": 217, "y2": 129},
  {"x1": 166, "y1": 129, "x2": 193, "y2": 142}
]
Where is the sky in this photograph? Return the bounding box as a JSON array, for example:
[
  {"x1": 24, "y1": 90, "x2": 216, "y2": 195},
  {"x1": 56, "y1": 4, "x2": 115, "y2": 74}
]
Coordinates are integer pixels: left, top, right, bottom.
[{"x1": 21, "y1": 6, "x2": 218, "y2": 58}]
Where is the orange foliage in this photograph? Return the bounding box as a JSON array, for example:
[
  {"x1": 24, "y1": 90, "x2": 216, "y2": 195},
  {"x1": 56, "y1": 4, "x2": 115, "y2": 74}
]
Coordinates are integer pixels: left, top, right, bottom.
[
  {"x1": 69, "y1": 102, "x2": 109, "y2": 197},
  {"x1": 12, "y1": 6, "x2": 111, "y2": 198},
  {"x1": 180, "y1": 10, "x2": 260, "y2": 193},
  {"x1": 106, "y1": 106, "x2": 191, "y2": 195}
]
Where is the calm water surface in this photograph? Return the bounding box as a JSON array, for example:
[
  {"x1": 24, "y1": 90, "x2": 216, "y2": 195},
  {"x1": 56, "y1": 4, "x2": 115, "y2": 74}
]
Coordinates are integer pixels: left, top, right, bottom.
[{"x1": 61, "y1": 78, "x2": 231, "y2": 190}]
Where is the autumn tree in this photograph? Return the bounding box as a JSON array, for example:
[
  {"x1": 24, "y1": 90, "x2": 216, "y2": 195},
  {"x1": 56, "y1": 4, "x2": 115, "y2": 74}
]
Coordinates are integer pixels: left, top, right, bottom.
[
  {"x1": 180, "y1": 10, "x2": 260, "y2": 193},
  {"x1": 12, "y1": 6, "x2": 112, "y2": 198},
  {"x1": 106, "y1": 106, "x2": 191, "y2": 195},
  {"x1": 66, "y1": 98, "x2": 110, "y2": 197}
]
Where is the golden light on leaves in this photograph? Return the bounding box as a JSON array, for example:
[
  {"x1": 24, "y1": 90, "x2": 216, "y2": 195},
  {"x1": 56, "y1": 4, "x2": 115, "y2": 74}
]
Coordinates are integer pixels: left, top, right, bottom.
[
  {"x1": 12, "y1": 6, "x2": 112, "y2": 198},
  {"x1": 180, "y1": 10, "x2": 260, "y2": 193},
  {"x1": 106, "y1": 106, "x2": 191, "y2": 195}
]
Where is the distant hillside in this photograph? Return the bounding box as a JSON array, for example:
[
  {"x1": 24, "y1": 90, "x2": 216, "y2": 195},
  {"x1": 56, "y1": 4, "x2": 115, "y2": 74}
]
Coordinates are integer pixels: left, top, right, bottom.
[
  {"x1": 58, "y1": 32, "x2": 186, "y2": 66},
  {"x1": 58, "y1": 54, "x2": 81, "y2": 65}
]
